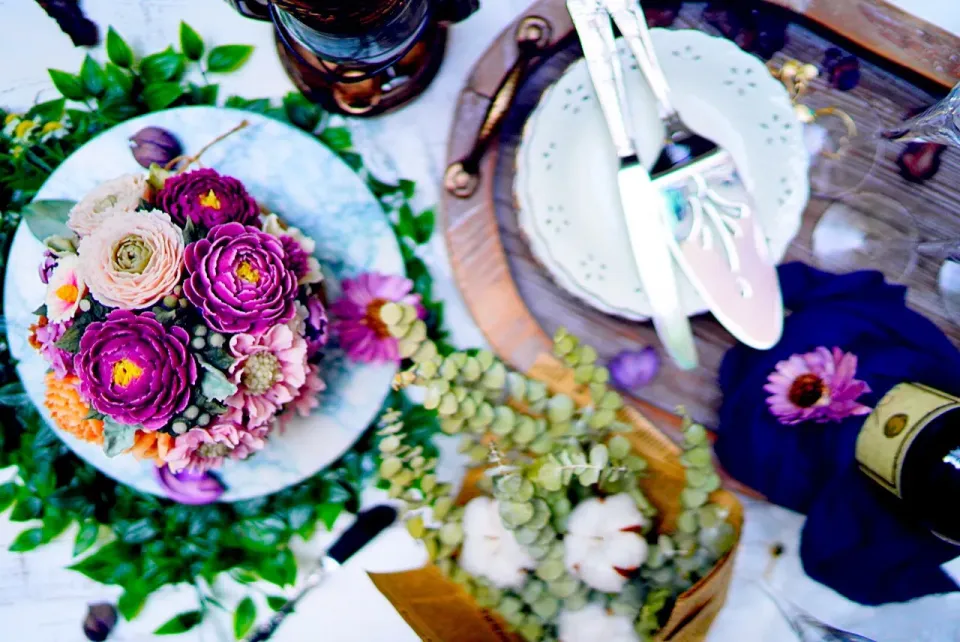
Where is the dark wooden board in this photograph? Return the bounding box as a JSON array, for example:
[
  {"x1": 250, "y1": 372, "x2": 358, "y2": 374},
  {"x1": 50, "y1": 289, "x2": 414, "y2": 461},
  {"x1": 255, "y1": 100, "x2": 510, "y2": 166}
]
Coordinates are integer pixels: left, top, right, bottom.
[{"x1": 443, "y1": 0, "x2": 960, "y2": 432}]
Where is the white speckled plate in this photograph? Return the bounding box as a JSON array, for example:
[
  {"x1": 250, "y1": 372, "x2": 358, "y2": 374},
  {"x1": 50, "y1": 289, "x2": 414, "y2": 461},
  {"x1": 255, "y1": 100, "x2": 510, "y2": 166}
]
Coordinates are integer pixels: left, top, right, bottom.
[
  {"x1": 516, "y1": 29, "x2": 809, "y2": 320},
  {"x1": 4, "y1": 107, "x2": 401, "y2": 501}
]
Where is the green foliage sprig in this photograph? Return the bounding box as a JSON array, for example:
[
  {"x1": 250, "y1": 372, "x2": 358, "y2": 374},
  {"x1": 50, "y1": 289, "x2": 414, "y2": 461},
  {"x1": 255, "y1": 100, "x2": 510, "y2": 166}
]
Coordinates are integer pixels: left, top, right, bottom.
[{"x1": 0, "y1": 24, "x2": 448, "y2": 636}]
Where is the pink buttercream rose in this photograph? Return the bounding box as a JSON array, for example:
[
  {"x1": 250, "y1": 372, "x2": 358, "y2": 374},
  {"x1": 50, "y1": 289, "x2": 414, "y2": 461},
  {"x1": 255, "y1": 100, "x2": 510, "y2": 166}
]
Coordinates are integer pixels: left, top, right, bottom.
[
  {"x1": 77, "y1": 209, "x2": 184, "y2": 310},
  {"x1": 68, "y1": 173, "x2": 151, "y2": 237},
  {"x1": 226, "y1": 324, "x2": 308, "y2": 427}
]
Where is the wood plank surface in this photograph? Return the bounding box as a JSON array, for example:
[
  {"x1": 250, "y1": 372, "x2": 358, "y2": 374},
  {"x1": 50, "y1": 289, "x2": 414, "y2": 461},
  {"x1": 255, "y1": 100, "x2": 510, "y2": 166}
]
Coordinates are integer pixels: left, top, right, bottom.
[{"x1": 442, "y1": 0, "x2": 960, "y2": 432}]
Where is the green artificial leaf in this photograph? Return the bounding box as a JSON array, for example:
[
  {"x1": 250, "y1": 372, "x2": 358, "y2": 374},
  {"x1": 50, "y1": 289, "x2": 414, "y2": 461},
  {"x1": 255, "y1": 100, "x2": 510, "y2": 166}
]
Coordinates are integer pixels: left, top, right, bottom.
[
  {"x1": 104, "y1": 62, "x2": 133, "y2": 98},
  {"x1": 0, "y1": 381, "x2": 27, "y2": 407},
  {"x1": 99, "y1": 96, "x2": 139, "y2": 123},
  {"x1": 27, "y1": 98, "x2": 66, "y2": 123},
  {"x1": 142, "y1": 82, "x2": 184, "y2": 111},
  {"x1": 48, "y1": 69, "x2": 86, "y2": 101},
  {"x1": 189, "y1": 82, "x2": 219, "y2": 105},
  {"x1": 154, "y1": 610, "x2": 202, "y2": 635},
  {"x1": 21, "y1": 199, "x2": 74, "y2": 242},
  {"x1": 207, "y1": 45, "x2": 254, "y2": 73},
  {"x1": 266, "y1": 596, "x2": 288, "y2": 611},
  {"x1": 338, "y1": 151, "x2": 363, "y2": 170},
  {"x1": 140, "y1": 47, "x2": 186, "y2": 84},
  {"x1": 102, "y1": 418, "x2": 138, "y2": 457},
  {"x1": 413, "y1": 209, "x2": 435, "y2": 244},
  {"x1": 10, "y1": 495, "x2": 43, "y2": 522},
  {"x1": 198, "y1": 357, "x2": 238, "y2": 402},
  {"x1": 0, "y1": 484, "x2": 17, "y2": 513},
  {"x1": 53, "y1": 324, "x2": 82, "y2": 353},
  {"x1": 234, "y1": 596, "x2": 256, "y2": 639},
  {"x1": 399, "y1": 179, "x2": 416, "y2": 199},
  {"x1": 118, "y1": 585, "x2": 148, "y2": 620},
  {"x1": 179, "y1": 22, "x2": 205, "y2": 61},
  {"x1": 285, "y1": 504, "x2": 315, "y2": 533},
  {"x1": 233, "y1": 516, "x2": 286, "y2": 552},
  {"x1": 9, "y1": 527, "x2": 44, "y2": 552},
  {"x1": 80, "y1": 55, "x2": 106, "y2": 97},
  {"x1": 258, "y1": 548, "x2": 296, "y2": 587},
  {"x1": 74, "y1": 521, "x2": 99, "y2": 556},
  {"x1": 106, "y1": 27, "x2": 134, "y2": 68},
  {"x1": 224, "y1": 96, "x2": 271, "y2": 113},
  {"x1": 117, "y1": 517, "x2": 159, "y2": 544},
  {"x1": 319, "y1": 126, "x2": 352, "y2": 151},
  {"x1": 282, "y1": 92, "x2": 321, "y2": 132},
  {"x1": 41, "y1": 508, "x2": 69, "y2": 541},
  {"x1": 317, "y1": 503, "x2": 343, "y2": 531},
  {"x1": 396, "y1": 204, "x2": 416, "y2": 239}
]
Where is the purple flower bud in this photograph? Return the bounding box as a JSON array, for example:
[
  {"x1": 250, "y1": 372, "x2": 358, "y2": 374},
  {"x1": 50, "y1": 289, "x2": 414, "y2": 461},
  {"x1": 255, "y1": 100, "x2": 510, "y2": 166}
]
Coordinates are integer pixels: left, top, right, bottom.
[
  {"x1": 39, "y1": 249, "x2": 58, "y2": 284},
  {"x1": 155, "y1": 465, "x2": 225, "y2": 505},
  {"x1": 129, "y1": 126, "x2": 182, "y2": 169},
  {"x1": 608, "y1": 347, "x2": 660, "y2": 392},
  {"x1": 83, "y1": 603, "x2": 117, "y2": 642}
]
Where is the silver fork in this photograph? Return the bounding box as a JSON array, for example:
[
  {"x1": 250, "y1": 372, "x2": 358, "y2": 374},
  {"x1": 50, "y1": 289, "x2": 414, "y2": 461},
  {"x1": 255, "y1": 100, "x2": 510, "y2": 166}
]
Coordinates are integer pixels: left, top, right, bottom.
[{"x1": 604, "y1": 0, "x2": 723, "y2": 175}]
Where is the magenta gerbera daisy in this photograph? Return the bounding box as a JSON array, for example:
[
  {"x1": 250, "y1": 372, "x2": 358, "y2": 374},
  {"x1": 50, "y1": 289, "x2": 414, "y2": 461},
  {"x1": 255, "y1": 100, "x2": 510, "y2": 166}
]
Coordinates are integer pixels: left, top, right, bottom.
[
  {"x1": 764, "y1": 346, "x2": 872, "y2": 425},
  {"x1": 330, "y1": 273, "x2": 424, "y2": 363}
]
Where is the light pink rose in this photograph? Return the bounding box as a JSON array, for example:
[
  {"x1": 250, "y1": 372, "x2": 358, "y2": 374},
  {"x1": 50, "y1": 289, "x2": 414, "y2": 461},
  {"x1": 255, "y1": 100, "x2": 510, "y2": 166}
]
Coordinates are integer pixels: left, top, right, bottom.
[
  {"x1": 68, "y1": 174, "x2": 150, "y2": 237},
  {"x1": 77, "y1": 209, "x2": 184, "y2": 310}
]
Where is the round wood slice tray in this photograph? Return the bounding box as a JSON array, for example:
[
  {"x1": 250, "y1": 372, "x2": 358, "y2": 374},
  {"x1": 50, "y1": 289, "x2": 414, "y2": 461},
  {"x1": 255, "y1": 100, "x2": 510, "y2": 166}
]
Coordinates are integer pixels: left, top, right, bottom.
[{"x1": 442, "y1": 0, "x2": 960, "y2": 434}]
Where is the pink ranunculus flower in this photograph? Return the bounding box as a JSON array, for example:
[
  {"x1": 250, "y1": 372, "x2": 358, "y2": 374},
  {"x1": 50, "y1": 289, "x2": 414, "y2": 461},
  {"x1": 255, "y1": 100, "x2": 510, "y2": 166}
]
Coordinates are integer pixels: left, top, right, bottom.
[
  {"x1": 77, "y1": 209, "x2": 184, "y2": 310},
  {"x1": 44, "y1": 254, "x2": 87, "y2": 323},
  {"x1": 330, "y1": 272, "x2": 424, "y2": 364},
  {"x1": 226, "y1": 324, "x2": 308, "y2": 427},
  {"x1": 67, "y1": 173, "x2": 151, "y2": 237},
  {"x1": 165, "y1": 422, "x2": 240, "y2": 474},
  {"x1": 764, "y1": 346, "x2": 872, "y2": 425}
]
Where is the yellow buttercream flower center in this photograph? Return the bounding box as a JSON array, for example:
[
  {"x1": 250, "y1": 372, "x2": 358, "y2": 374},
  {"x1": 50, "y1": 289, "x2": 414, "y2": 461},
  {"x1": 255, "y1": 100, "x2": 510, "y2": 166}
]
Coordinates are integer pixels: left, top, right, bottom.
[
  {"x1": 236, "y1": 260, "x2": 260, "y2": 284},
  {"x1": 111, "y1": 358, "x2": 143, "y2": 387},
  {"x1": 199, "y1": 189, "x2": 222, "y2": 210},
  {"x1": 55, "y1": 283, "x2": 79, "y2": 303}
]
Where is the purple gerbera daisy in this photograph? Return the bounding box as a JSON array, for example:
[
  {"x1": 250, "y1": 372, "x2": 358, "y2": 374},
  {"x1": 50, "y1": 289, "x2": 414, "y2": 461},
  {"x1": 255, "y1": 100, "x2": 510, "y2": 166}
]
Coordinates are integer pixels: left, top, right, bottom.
[{"x1": 764, "y1": 346, "x2": 872, "y2": 425}]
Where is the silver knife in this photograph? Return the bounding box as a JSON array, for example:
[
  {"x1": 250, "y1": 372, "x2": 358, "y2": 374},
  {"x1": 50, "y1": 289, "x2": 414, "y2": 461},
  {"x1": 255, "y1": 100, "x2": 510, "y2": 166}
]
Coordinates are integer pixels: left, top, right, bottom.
[
  {"x1": 245, "y1": 505, "x2": 398, "y2": 642},
  {"x1": 567, "y1": 0, "x2": 697, "y2": 369}
]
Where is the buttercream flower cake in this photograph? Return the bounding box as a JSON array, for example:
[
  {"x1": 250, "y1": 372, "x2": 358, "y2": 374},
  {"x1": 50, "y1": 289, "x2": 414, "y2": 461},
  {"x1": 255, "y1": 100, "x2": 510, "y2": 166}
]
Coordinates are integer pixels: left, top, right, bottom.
[{"x1": 28, "y1": 168, "x2": 339, "y2": 475}]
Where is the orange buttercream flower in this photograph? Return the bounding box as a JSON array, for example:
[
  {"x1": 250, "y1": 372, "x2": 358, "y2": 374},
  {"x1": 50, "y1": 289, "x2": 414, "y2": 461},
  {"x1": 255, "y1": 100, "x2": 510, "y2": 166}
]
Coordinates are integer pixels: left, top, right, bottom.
[
  {"x1": 129, "y1": 431, "x2": 173, "y2": 466},
  {"x1": 44, "y1": 372, "x2": 104, "y2": 445}
]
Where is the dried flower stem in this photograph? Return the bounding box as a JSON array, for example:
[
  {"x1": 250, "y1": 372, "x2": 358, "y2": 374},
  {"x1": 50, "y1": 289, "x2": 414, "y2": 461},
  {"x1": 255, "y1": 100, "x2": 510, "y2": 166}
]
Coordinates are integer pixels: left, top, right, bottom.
[{"x1": 165, "y1": 120, "x2": 250, "y2": 172}]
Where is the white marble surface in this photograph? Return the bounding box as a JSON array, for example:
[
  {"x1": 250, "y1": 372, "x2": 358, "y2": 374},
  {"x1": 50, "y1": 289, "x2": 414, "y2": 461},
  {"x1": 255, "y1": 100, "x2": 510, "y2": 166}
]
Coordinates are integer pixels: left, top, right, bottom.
[{"x1": 1, "y1": 1, "x2": 960, "y2": 641}]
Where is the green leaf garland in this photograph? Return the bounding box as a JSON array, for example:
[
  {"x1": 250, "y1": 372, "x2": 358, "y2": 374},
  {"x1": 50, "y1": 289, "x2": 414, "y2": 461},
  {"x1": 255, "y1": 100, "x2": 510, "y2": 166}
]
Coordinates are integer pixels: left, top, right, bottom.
[{"x1": 0, "y1": 24, "x2": 449, "y2": 634}]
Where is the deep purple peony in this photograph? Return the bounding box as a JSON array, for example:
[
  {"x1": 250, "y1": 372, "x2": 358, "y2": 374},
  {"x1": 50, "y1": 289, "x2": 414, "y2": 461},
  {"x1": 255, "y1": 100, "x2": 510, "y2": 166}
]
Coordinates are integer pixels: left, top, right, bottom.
[
  {"x1": 75, "y1": 310, "x2": 198, "y2": 430},
  {"x1": 183, "y1": 222, "x2": 298, "y2": 335},
  {"x1": 156, "y1": 168, "x2": 260, "y2": 229}
]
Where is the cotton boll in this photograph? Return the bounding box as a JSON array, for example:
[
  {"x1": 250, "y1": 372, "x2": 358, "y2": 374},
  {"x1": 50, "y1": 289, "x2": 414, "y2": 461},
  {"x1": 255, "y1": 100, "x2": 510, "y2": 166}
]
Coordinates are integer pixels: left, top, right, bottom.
[{"x1": 564, "y1": 494, "x2": 649, "y2": 593}]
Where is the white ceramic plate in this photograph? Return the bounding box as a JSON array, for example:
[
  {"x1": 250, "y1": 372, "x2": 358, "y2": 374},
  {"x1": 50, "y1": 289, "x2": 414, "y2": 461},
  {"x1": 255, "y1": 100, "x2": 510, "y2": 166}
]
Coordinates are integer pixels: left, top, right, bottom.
[
  {"x1": 4, "y1": 107, "x2": 401, "y2": 501},
  {"x1": 516, "y1": 29, "x2": 809, "y2": 320}
]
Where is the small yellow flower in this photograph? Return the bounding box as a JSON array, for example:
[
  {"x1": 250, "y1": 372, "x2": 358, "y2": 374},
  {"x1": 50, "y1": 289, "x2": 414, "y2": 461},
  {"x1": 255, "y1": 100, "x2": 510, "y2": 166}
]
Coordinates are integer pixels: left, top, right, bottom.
[
  {"x1": 3, "y1": 113, "x2": 19, "y2": 126},
  {"x1": 11, "y1": 145, "x2": 24, "y2": 158},
  {"x1": 14, "y1": 119, "x2": 37, "y2": 141},
  {"x1": 39, "y1": 120, "x2": 67, "y2": 142}
]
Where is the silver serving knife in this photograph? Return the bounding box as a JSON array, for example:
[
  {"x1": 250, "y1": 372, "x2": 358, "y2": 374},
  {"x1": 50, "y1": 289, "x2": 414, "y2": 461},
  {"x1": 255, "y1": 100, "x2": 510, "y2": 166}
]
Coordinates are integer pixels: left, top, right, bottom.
[
  {"x1": 245, "y1": 505, "x2": 398, "y2": 642},
  {"x1": 567, "y1": 0, "x2": 698, "y2": 370}
]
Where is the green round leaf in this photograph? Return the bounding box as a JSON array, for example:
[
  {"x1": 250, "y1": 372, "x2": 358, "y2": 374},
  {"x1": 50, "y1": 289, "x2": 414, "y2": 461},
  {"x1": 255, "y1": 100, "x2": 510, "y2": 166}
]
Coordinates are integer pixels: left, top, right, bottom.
[
  {"x1": 48, "y1": 69, "x2": 86, "y2": 101},
  {"x1": 154, "y1": 610, "x2": 202, "y2": 635},
  {"x1": 207, "y1": 45, "x2": 255, "y2": 73},
  {"x1": 498, "y1": 501, "x2": 534, "y2": 528},
  {"x1": 608, "y1": 434, "x2": 632, "y2": 459},
  {"x1": 179, "y1": 22, "x2": 205, "y2": 61},
  {"x1": 234, "y1": 596, "x2": 256, "y2": 639},
  {"x1": 106, "y1": 27, "x2": 134, "y2": 68}
]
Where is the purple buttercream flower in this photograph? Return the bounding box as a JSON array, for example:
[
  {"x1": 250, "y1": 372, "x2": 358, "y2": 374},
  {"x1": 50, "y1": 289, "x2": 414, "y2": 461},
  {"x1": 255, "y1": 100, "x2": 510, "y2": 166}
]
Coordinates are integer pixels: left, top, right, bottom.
[
  {"x1": 31, "y1": 317, "x2": 74, "y2": 377},
  {"x1": 305, "y1": 289, "x2": 329, "y2": 358},
  {"x1": 281, "y1": 235, "x2": 311, "y2": 282},
  {"x1": 183, "y1": 222, "x2": 298, "y2": 335},
  {"x1": 39, "y1": 249, "x2": 58, "y2": 284},
  {"x1": 75, "y1": 310, "x2": 198, "y2": 429},
  {"x1": 154, "y1": 466, "x2": 225, "y2": 505},
  {"x1": 156, "y1": 168, "x2": 259, "y2": 229}
]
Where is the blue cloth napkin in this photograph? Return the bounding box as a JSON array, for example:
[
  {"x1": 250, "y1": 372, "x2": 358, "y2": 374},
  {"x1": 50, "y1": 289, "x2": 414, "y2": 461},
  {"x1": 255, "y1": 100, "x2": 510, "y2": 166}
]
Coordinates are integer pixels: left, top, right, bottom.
[{"x1": 716, "y1": 262, "x2": 960, "y2": 604}]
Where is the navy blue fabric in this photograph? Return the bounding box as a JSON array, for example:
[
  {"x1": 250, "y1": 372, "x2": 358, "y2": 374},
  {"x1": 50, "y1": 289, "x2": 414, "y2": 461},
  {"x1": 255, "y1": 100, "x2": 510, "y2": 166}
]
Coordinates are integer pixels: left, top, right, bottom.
[{"x1": 716, "y1": 262, "x2": 960, "y2": 604}]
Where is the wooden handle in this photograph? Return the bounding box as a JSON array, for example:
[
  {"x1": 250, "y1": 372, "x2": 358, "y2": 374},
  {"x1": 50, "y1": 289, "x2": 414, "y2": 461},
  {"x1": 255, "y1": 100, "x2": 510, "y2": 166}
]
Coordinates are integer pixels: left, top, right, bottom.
[{"x1": 444, "y1": 16, "x2": 554, "y2": 198}]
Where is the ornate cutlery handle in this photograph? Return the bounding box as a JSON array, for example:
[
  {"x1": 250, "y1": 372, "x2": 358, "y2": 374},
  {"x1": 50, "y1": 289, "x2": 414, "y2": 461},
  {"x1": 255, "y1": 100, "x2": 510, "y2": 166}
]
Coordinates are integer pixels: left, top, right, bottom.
[{"x1": 444, "y1": 16, "x2": 553, "y2": 198}]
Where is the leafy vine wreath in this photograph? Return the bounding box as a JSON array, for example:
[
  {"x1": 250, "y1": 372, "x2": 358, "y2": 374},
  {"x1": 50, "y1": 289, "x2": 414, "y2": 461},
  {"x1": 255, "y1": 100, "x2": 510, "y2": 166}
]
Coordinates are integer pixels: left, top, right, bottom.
[{"x1": 0, "y1": 24, "x2": 447, "y2": 636}]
